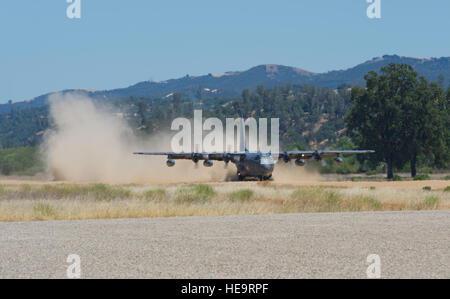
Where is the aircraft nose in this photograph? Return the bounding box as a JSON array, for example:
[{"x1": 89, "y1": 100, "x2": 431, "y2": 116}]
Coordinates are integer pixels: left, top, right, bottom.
[{"x1": 262, "y1": 163, "x2": 274, "y2": 171}]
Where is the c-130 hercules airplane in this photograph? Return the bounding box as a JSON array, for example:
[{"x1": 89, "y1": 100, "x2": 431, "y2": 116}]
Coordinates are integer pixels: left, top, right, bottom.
[{"x1": 134, "y1": 119, "x2": 374, "y2": 181}]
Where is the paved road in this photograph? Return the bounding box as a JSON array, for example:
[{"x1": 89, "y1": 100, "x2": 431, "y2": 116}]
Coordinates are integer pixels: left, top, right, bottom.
[{"x1": 0, "y1": 211, "x2": 448, "y2": 278}]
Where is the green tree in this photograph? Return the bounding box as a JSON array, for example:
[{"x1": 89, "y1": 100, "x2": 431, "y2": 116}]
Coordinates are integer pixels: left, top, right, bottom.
[
  {"x1": 136, "y1": 101, "x2": 148, "y2": 126},
  {"x1": 195, "y1": 88, "x2": 203, "y2": 101},
  {"x1": 403, "y1": 79, "x2": 449, "y2": 176},
  {"x1": 345, "y1": 63, "x2": 419, "y2": 179},
  {"x1": 172, "y1": 92, "x2": 182, "y2": 115},
  {"x1": 346, "y1": 63, "x2": 450, "y2": 178}
]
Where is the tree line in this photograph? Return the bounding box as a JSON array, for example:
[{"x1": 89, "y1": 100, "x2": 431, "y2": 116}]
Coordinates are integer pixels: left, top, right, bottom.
[{"x1": 0, "y1": 63, "x2": 448, "y2": 178}]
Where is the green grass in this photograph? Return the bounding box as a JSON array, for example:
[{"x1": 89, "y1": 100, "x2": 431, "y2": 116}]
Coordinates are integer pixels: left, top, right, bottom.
[
  {"x1": 414, "y1": 174, "x2": 430, "y2": 181},
  {"x1": 393, "y1": 175, "x2": 402, "y2": 181},
  {"x1": 423, "y1": 196, "x2": 440, "y2": 209},
  {"x1": 290, "y1": 187, "x2": 382, "y2": 212},
  {"x1": 0, "y1": 185, "x2": 9, "y2": 195},
  {"x1": 142, "y1": 189, "x2": 167, "y2": 201},
  {"x1": 0, "y1": 182, "x2": 448, "y2": 222},
  {"x1": 33, "y1": 203, "x2": 56, "y2": 219},
  {"x1": 83, "y1": 184, "x2": 132, "y2": 201},
  {"x1": 365, "y1": 170, "x2": 377, "y2": 176},
  {"x1": 175, "y1": 184, "x2": 216, "y2": 203},
  {"x1": 10, "y1": 184, "x2": 132, "y2": 201},
  {"x1": 228, "y1": 189, "x2": 254, "y2": 202}
]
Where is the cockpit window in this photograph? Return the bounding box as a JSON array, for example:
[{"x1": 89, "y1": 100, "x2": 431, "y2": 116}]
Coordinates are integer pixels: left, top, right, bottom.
[{"x1": 260, "y1": 155, "x2": 274, "y2": 165}]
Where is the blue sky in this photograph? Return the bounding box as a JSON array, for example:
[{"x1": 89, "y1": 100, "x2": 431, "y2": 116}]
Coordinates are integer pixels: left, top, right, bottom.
[{"x1": 0, "y1": 0, "x2": 449, "y2": 102}]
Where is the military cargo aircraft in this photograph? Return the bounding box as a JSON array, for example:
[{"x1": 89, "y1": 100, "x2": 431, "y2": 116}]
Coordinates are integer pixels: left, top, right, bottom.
[{"x1": 134, "y1": 119, "x2": 374, "y2": 181}]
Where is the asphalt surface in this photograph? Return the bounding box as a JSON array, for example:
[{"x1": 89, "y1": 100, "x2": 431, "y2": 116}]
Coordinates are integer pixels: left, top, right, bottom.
[{"x1": 0, "y1": 211, "x2": 448, "y2": 278}]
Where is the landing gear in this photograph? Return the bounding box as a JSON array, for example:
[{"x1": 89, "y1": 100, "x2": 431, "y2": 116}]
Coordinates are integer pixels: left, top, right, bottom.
[
  {"x1": 237, "y1": 172, "x2": 245, "y2": 181},
  {"x1": 258, "y1": 175, "x2": 273, "y2": 181},
  {"x1": 237, "y1": 172, "x2": 272, "y2": 181}
]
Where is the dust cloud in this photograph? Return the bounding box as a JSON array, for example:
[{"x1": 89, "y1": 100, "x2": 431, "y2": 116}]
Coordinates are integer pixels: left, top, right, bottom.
[
  {"x1": 42, "y1": 93, "x2": 232, "y2": 183},
  {"x1": 272, "y1": 161, "x2": 321, "y2": 184},
  {"x1": 41, "y1": 93, "x2": 320, "y2": 184}
]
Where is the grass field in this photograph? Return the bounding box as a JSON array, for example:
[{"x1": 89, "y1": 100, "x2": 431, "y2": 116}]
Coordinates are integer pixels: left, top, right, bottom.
[{"x1": 0, "y1": 180, "x2": 449, "y2": 222}]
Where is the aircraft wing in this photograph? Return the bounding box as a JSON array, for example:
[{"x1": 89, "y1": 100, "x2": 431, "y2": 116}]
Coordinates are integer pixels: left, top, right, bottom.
[
  {"x1": 133, "y1": 152, "x2": 247, "y2": 161},
  {"x1": 276, "y1": 150, "x2": 375, "y2": 160}
]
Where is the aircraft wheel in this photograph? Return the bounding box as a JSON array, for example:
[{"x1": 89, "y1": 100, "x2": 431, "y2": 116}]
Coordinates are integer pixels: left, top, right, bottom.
[{"x1": 237, "y1": 173, "x2": 245, "y2": 181}]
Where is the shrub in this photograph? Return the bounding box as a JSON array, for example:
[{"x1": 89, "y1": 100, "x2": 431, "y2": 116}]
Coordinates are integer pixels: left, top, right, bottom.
[
  {"x1": 423, "y1": 196, "x2": 439, "y2": 208},
  {"x1": 33, "y1": 203, "x2": 56, "y2": 218},
  {"x1": 192, "y1": 184, "x2": 215, "y2": 199},
  {"x1": 0, "y1": 146, "x2": 43, "y2": 175},
  {"x1": 365, "y1": 170, "x2": 377, "y2": 176},
  {"x1": 420, "y1": 167, "x2": 434, "y2": 174},
  {"x1": 422, "y1": 186, "x2": 432, "y2": 191},
  {"x1": 443, "y1": 186, "x2": 450, "y2": 192},
  {"x1": 0, "y1": 185, "x2": 9, "y2": 195},
  {"x1": 38, "y1": 184, "x2": 132, "y2": 200},
  {"x1": 351, "y1": 176, "x2": 364, "y2": 182},
  {"x1": 393, "y1": 175, "x2": 402, "y2": 181},
  {"x1": 88, "y1": 184, "x2": 131, "y2": 200},
  {"x1": 175, "y1": 184, "x2": 216, "y2": 203},
  {"x1": 229, "y1": 189, "x2": 254, "y2": 202},
  {"x1": 344, "y1": 196, "x2": 381, "y2": 211},
  {"x1": 414, "y1": 174, "x2": 430, "y2": 181},
  {"x1": 142, "y1": 189, "x2": 167, "y2": 201}
]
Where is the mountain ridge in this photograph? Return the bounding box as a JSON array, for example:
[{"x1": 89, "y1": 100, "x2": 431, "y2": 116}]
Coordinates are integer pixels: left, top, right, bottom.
[{"x1": 2, "y1": 54, "x2": 449, "y2": 113}]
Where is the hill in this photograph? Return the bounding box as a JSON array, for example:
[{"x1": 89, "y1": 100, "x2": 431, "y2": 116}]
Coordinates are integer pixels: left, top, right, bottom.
[
  {"x1": 1, "y1": 55, "x2": 448, "y2": 113},
  {"x1": 94, "y1": 55, "x2": 450, "y2": 100}
]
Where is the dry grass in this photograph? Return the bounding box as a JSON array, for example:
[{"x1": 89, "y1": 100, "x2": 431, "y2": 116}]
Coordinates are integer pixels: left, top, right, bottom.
[{"x1": 0, "y1": 183, "x2": 449, "y2": 222}]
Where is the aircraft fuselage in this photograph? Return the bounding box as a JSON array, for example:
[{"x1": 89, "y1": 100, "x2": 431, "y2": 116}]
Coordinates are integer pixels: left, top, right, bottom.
[{"x1": 234, "y1": 152, "x2": 275, "y2": 180}]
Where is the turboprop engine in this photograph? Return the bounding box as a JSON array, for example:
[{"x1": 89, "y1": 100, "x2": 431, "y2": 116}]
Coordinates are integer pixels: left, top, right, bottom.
[
  {"x1": 203, "y1": 160, "x2": 213, "y2": 167},
  {"x1": 334, "y1": 157, "x2": 344, "y2": 164}
]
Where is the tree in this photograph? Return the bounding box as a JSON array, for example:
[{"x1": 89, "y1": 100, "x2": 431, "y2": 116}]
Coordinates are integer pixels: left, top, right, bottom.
[
  {"x1": 346, "y1": 63, "x2": 450, "y2": 178},
  {"x1": 345, "y1": 63, "x2": 419, "y2": 179},
  {"x1": 437, "y1": 74, "x2": 445, "y2": 89},
  {"x1": 136, "y1": 101, "x2": 148, "y2": 126},
  {"x1": 403, "y1": 79, "x2": 449, "y2": 176},
  {"x1": 424, "y1": 82, "x2": 450, "y2": 169},
  {"x1": 172, "y1": 92, "x2": 182, "y2": 115},
  {"x1": 195, "y1": 88, "x2": 203, "y2": 101}
]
